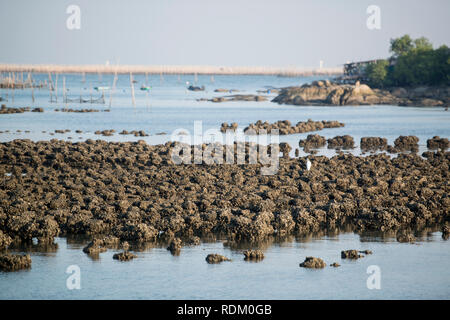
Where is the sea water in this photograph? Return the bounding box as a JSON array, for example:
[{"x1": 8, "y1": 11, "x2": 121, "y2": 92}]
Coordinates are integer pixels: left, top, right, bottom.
[
  {"x1": 0, "y1": 74, "x2": 449, "y2": 299},
  {"x1": 0, "y1": 230, "x2": 449, "y2": 299}
]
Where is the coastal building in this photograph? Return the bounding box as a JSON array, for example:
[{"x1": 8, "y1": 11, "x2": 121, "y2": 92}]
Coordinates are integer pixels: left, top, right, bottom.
[{"x1": 341, "y1": 58, "x2": 397, "y2": 83}]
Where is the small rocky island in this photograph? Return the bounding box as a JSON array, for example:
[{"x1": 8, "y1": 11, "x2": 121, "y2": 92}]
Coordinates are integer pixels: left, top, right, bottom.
[{"x1": 272, "y1": 80, "x2": 449, "y2": 107}]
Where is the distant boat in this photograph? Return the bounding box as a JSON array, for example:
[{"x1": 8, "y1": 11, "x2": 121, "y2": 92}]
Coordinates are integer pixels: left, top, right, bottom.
[
  {"x1": 94, "y1": 86, "x2": 110, "y2": 91},
  {"x1": 187, "y1": 85, "x2": 205, "y2": 92},
  {"x1": 140, "y1": 85, "x2": 151, "y2": 91}
]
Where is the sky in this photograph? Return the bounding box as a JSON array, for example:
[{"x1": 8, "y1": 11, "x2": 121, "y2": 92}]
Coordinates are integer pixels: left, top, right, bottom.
[{"x1": 0, "y1": 0, "x2": 449, "y2": 68}]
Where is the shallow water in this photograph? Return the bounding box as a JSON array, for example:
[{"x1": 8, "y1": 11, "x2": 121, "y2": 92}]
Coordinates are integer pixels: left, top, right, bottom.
[
  {"x1": 0, "y1": 230, "x2": 449, "y2": 300},
  {"x1": 1, "y1": 74, "x2": 449, "y2": 158},
  {"x1": 1, "y1": 74, "x2": 449, "y2": 300}
]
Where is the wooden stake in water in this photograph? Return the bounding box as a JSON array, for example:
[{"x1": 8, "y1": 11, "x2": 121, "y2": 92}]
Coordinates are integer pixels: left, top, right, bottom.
[
  {"x1": 145, "y1": 72, "x2": 150, "y2": 111},
  {"x1": 63, "y1": 76, "x2": 66, "y2": 105},
  {"x1": 31, "y1": 73, "x2": 35, "y2": 104},
  {"x1": 54, "y1": 73, "x2": 58, "y2": 103},
  {"x1": 48, "y1": 72, "x2": 54, "y2": 102},
  {"x1": 130, "y1": 72, "x2": 136, "y2": 109},
  {"x1": 109, "y1": 68, "x2": 118, "y2": 109}
]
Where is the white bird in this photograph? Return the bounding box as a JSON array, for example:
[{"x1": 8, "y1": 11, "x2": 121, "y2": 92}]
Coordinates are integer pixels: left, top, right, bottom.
[{"x1": 306, "y1": 158, "x2": 311, "y2": 171}]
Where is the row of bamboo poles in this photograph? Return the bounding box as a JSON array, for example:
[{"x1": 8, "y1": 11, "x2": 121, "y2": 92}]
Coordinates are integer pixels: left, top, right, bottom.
[
  {"x1": 0, "y1": 64, "x2": 343, "y2": 76},
  {"x1": 0, "y1": 69, "x2": 147, "y2": 109}
]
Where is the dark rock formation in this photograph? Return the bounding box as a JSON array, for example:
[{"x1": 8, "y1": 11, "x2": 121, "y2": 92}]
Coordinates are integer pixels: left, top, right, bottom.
[
  {"x1": 273, "y1": 81, "x2": 449, "y2": 107},
  {"x1": 341, "y1": 250, "x2": 363, "y2": 259},
  {"x1": 389, "y1": 136, "x2": 419, "y2": 153},
  {"x1": 243, "y1": 250, "x2": 265, "y2": 261},
  {"x1": 330, "y1": 262, "x2": 340, "y2": 267},
  {"x1": 167, "y1": 237, "x2": 182, "y2": 255},
  {"x1": 299, "y1": 134, "x2": 327, "y2": 149},
  {"x1": 0, "y1": 253, "x2": 32, "y2": 271},
  {"x1": 113, "y1": 251, "x2": 137, "y2": 261},
  {"x1": 205, "y1": 254, "x2": 231, "y2": 264},
  {"x1": 299, "y1": 256, "x2": 326, "y2": 269},
  {"x1": 327, "y1": 135, "x2": 355, "y2": 149},
  {"x1": 427, "y1": 136, "x2": 449, "y2": 150},
  {"x1": 243, "y1": 119, "x2": 344, "y2": 135},
  {"x1": 360, "y1": 137, "x2": 388, "y2": 151},
  {"x1": 0, "y1": 140, "x2": 448, "y2": 244}
]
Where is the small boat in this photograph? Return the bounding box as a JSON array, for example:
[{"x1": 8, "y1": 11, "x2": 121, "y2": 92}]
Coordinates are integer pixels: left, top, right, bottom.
[
  {"x1": 94, "y1": 86, "x2": 110, "y2": 91},
  {"x1": 140, "y1": 85, "x2": 151, "y2": 91},
  {"x1": 187, "y1": 85, "x2": 205, "y2": 92}
]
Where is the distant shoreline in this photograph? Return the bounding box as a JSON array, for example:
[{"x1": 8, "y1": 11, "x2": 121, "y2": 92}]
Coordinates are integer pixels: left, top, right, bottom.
[{"x1": 0, "y1": 63, "x2": 343, "y2": 76}]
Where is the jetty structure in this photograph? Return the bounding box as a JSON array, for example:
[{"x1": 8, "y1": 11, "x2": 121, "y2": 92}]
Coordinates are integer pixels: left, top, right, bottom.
[
  {"x1": 340, "y1": 58, "x2": 397, "y2": 83},
  {"x1": 0, "y1": 64, "x2": 343, "y2": 77}
]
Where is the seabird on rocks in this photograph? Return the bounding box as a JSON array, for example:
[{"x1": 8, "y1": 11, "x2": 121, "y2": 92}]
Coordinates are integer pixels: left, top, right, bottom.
[{"x1": 306, "y1": 158, "x2": 312, "y2": 171}]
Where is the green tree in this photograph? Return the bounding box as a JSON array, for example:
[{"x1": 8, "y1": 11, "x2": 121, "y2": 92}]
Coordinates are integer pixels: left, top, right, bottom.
[
  {"x1": 390, "y1": 35, "x2": 414, "y2": 57},
  {"x1": 365, "y1": 60, "x2": 389, "y2": 87},
  {"x1": 413, "y1": 37, "x2": 433, "y2": 51},
  {"x1": 372, "y1": 35, "x2": 450, "y2": 87}
]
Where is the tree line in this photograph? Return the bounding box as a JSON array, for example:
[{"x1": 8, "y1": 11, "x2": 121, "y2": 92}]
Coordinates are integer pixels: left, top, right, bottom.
[{"x1": 365, "y1": 35, "x2": 450, "y2": 88}]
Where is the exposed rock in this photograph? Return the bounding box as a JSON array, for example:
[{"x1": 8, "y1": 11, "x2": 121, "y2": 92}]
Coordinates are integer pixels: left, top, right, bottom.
[
  {"x1": 0, "y1": 230, "x2": 13, "y2": 250},
  {"x1": 330, "y1": 262, "x2": 340, "y2": 267},
  {"x1": 390, "y1": 136, "x2": 419, "y2": 153},
  {"x1": 243, "y1": 119, "x2": 344, "y2": 135},
  {"x1": 208, "y1": 94, "x2": 267, "y2": 102},
  {"x1": 243, "y1": 250, "x2": 265, "y2": 261},
  {"x1": 0, "y1": 139, "x2": 448, "y2": 244},
  {"x1": 220, "y1": 122, "x2": 239, "y2": 133},
  {"x1": 442, "y1": 224, "x2": 449, "y2": 240},
  {"x1": 113, "y1": 251, "x2": 137, "y2": 261},
  {"x1": 341, "y1": 250, "x2": 363, "y2": 259},
  {"x1": 0, "y1": 105, "x2": 28, "y2": 114},
  {"x1": 214, "y1": 88, "x2": 239, "y2": 93},
  {"x1": 83, "y1": 239, "x2": 108, "y2": 255},
  {"x1": 0, "y1": 253, "x2": 32, "y2": 271},
  {"x1": 327, "y1": 135, "x2": 355, "y2": 149},
  {"x1": 427, "y1": 136, "x2": 449, "y2": 150},
  {"x1": 205, "y1": 254, "x2": 231, "y2": 264},
  {"x1": 185, "y1": 236, "x2": 201, "y2": 245},
  {"x1": 361, "y1": 137, "x2": 388, "y2": 151},
  {"x1": 58, "y1": 108, "x2": 107, "y2": 113},
  {"x1": 167, "y1": 237, "x2": 182, "y2": 254},
  {"x1": 299, "y1": 256, "x2": 326, "y2": 269},
  {"x1": 299, "y1": 134, "x2": 326, "y2": 149},
  {"x1": 273, "y1": 81, "x2": 448, "y2": 107},
  {"x1": 396, "y1": 233, "x2": 416, "y2": 243}
]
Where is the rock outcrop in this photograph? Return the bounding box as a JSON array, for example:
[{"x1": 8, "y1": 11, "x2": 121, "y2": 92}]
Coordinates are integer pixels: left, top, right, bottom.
[
  {"x1": 113, "y1": 251, "x2": 137, "y2": 261},
  {"x1": 243, "y1": 250, "x2": 265, "y2": 261},
  {"x1": 299, "y1": 256, "x2": 326, "y2": 269},
  {"x1": 0, "y1": 253, "x2": 32, "y2": 271},
  {"x1": 205, "y1": 254, "x2": 231, "y2": 264},
  {"x1": 273, "y1": 81, "x2": 449, "y2": 107}
]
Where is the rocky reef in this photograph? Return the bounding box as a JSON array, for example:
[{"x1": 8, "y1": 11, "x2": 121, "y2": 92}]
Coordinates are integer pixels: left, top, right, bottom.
[
  {"x1": 272, "y1": 80, "x2": 449, "y2": 107},
  {"x1": 0, "y1": 139, "x2": 448, "y2": 250},
  {"x1": 205, "y1": 254, "x2": 231, "y2": 264},
  {"x1": 0, "y1": 253, "x2": 32, "y2": 271},
  {"x1": 299, "y1": 256, "x2": 326, "y2": 269},
  {"x1": 243, "y1": 249, "x2": 265, "y2": 261}
]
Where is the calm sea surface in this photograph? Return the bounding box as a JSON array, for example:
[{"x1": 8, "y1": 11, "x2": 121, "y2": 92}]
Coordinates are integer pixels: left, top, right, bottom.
[
  {"x1": 0, "y1": 231, "x2": 449, "y2": 299},
  {"x1": 0, "y1": 74, "x2": 449, "y2": 299}
]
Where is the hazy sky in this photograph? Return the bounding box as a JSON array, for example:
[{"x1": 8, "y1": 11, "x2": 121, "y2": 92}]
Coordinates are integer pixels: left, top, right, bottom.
[{"x1": 0, "y1": 0, "x2": 449, "y2": 67}]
